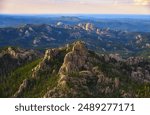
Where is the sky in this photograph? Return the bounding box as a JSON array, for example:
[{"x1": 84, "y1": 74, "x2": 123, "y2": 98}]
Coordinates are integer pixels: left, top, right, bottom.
[{"x1": 0, "y1": 0, "x2": 150, "y2": 14}]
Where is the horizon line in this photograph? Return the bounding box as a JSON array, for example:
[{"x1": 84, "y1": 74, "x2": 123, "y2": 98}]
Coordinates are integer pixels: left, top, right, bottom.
[{"x1": 1, "y1": 13, "x2": 150, "y2": 16}]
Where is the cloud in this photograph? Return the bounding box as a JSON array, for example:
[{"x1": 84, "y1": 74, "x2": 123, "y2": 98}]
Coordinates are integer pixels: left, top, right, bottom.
[
  {"x1": 0, "y1": 0, "x2": 150, "y2": 14},
  {"x1": 134, "y1": 0, "x2": 150, "y2": 5},
  {"x1": 0, "y1": 0, "x2": 4, "y2": 9},
  {"x1": 0, "y1": 0, "x2": 145, "y2": 5}
]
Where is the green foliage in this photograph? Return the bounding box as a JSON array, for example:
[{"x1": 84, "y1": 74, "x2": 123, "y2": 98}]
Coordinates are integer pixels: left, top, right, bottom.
[
  {"x1": 22, "y1": 75, "x2": 59, "y2": 98},
  {"x1": 0, "y1": 42, "x2": 150, "y2": 98},
  {"x1": 95, "y1": 59, "x2": 150, "y2": 97},
  {"x1": 16, "y1": 49, "x2": 67, "y2": 97},
  {"x1": 136, "y1": 49, "x2": 150, "y2": 59},
  {"x1": 0, "y1": 59, "x2": 41, "y2": 97},
  {"x1": 136, "y1": 84, "x2": 150, "y2": 98},
  {"x1": 68, "y1": 72, "x2": 80, "y2": 78}
]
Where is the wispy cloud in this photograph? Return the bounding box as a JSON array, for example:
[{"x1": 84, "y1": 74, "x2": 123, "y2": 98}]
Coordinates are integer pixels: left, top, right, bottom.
[
  {"x1": 134, "y1": 0, "x2": 150, "y2": 5},
  {"x1": 1, "y1": 0, "x2": 148, "y2": 5},
  {"x1": 0, "y1": 0, "x2": 4, "y2": 9},
  {"x1": 0, "y1": 0, "x2": 150, "y2": 14}
]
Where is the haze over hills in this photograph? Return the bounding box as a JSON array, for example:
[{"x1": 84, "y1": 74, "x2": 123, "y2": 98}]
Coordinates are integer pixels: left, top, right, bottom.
[
  {"x1": 1, "y1": 14, "x2": 150, "y2": 32},
  {"x1": 0, "y1": 21, "x2": 150, "y2": 58},
  {"x1": 0, "y1": 15, "x2": 150, "y2": 97}
]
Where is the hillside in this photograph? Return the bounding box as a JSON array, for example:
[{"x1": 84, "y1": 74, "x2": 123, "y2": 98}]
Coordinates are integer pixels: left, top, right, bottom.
[
  {"x1": 0, "y1": 23, "x2": 150, "y2": 58},
  {"x1": 0, "y1": 41, "x2": 150, "y2": 98}
]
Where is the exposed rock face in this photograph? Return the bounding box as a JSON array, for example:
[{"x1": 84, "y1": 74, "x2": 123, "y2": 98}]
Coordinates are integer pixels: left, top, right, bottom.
[
  {"x1": 13, "y1": 79, "x2": 31, "y2": 97},
  {"x1": 109, "y1": 53, "x2": 123, "y2": 62},
  {"x1": 0, "y1": 47, "x2": 39, "y2": 76},
  {"x1": 8, "y1": 41, "x2": 150, "y2": 98},
  {"x1": 146, "y1": 43, "x2": 150, "y2": 48},
  {"x1": 124, "y1": 56, "x2": 150, "y2": 83},
  {"x1": 32, "y1": 48, "x2": 60, "y2": 78},
  {"x1": 59, "y1": 41, "x2": 88, "y2": 75},
  {"x1": 2, "y1": 47, "x2": 38, "y2": 61},
  {"x1": 0, "y1": 47, "x2": 22, "y2": 59},
  {"x1": 13, "y1": 48, "x2": 61, "y2": 97},
  {"x1": 24, "y1": 30, "x2": 30, "y2": 37},
  {"x1": 135, "y1": 35, "x2": 143, "y2": 44},
  {"x1": 78, "y1": 23, "x2": 96, "y2": 31},
  {"x1": 131, "y1": 67, "x2": 150, "y2": 83},
  {"x1": 85, "y1": 23, "x2": 95, "y2": 31},
  {"x1": 56, "y1": 22, "x2": 64, "y2": 27},
  {"x1": 100, "y1": 53, "x2": 123, "y2": 63},
  {"x1": 42, "y1": 49, "x2": 59, "y2": 62},
  {"x1": 7, "y1": 47, "x2": 18, "y2": 58},
  {"x1": 44, "y1": 41, "x2": 123, "y2": 98},
  {"x1": 126, "y1": 57, "x2": 144, "y2": 65}
]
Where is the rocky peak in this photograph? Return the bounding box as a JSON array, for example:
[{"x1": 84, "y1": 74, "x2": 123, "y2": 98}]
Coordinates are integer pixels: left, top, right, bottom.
[
  {"x1": 109, "y1": 53, "x2": 123, "y2": 62},
  {"x1": 9, "y1": 41, "x2": 150, "y2": 98},
  {"x1": 56, "y1": 22, "x2": 64, "y2": 27},
  {"x1": 78, "y1": 23, "x2": 96, "y2": 31},
  {"x1": 72, "y1": 41, "x2": 88, "y2": 54},
  {"x1": 85, "y1": 23, "x2": 95, "y2": 31},
  {"x1": 7, "y1": 47, "x2": 18, "y2": 58},
  {"x1": 13, "y1": 79, "x2": 31, "y2": 97},
  {"x1": 44, "y1": 49, "x2": 59, "y2": 61},
  {"x1": 59, "y1": 41, "x2": 88, "y2": 75},
  {"x1": 32, "y1": 48, "x2": 60, "y2": 78},
  {"x1": 2, "y1": 47, "x2": 37, "y2": 60},
  {"x1": 44, "y1": 41, "x2": 122, "y2": 97},
  {"x1": 126, "y1": 57, "x2": 144, "y2": 65}
]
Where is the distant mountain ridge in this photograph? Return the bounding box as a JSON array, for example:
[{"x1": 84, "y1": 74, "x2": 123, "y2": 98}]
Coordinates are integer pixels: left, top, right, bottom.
[
  {"x1": 0, "y1": 23, "x2": 150, "y2": 58},
  {"x1": 1, "y1": 15, "x2": 150, "y2": 32}
]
